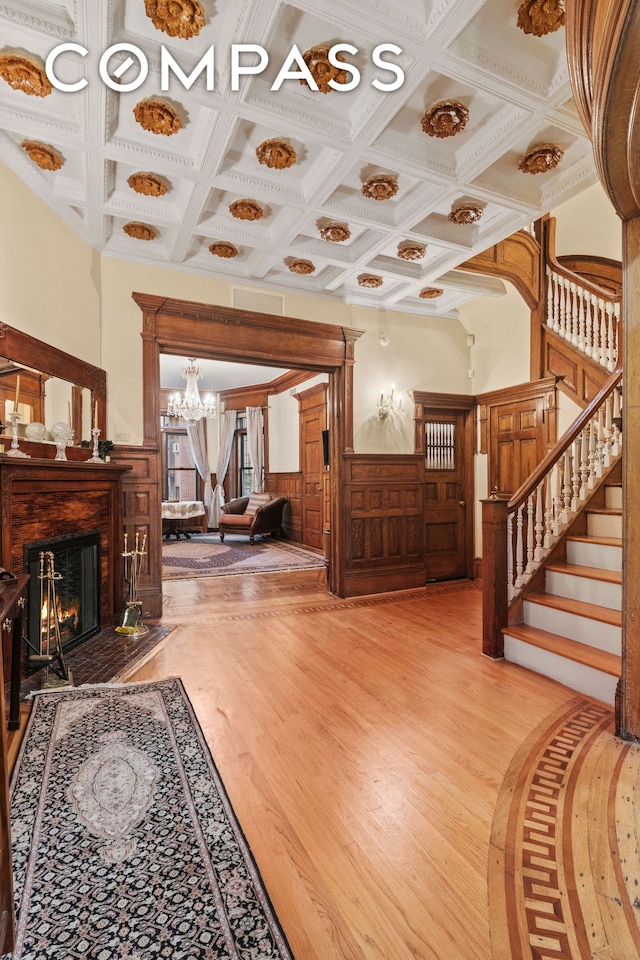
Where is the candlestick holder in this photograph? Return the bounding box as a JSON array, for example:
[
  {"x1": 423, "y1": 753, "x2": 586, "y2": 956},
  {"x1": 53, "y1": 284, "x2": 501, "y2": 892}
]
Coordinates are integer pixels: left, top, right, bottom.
[
  {"x1": 87, "y1": 427, "x2": 102, "y2": 463},
  {"x1": 5, "y1": 411, "x2": 30, "y2": 458}
]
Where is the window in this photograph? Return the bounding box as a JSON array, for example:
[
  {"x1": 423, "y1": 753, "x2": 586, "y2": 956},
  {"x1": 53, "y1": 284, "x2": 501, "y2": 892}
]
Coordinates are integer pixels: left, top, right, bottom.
[
  {"x1": 232, "y1": 412, "x2": 255, "y2": 498},
  {"x1": 162, "y1": 425, "x2": 199, "y2": 501}
]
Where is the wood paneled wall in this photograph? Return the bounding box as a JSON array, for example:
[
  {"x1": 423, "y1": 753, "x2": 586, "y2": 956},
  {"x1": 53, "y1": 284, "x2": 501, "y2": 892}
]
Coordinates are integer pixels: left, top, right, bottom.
[
  {"x1": 264, "y1": 471, "x2": 302, "y2": 542},
  {"x1": 111, "y1": 446, "x2": 163, "y2": 619},
  {"x1": 341, "y1": 455, "x2": 425, "y2": 597}
]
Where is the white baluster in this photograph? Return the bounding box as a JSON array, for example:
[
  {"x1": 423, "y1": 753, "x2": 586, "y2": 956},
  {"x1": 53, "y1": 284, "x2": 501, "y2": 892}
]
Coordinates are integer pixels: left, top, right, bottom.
[
  {"x1": 584, "y1": 293, "x2": 593, "y2": 357},
  {"x1": 598, "y1": 298, "x2": 607, "y2": 367},
  {"x1": 577, "y1": 288, "x2": 586, "y2": 353},
  {"x1": 588, "y1": 422, "x2": 597, "y2": 489},
  {"x1": 534, "y1": 481, "x2": 545, "y2": 561},
  {"x1": 612, "y1": 387, "x2": 621, "y2": 456},
  {"x1": 613, "y1": 302, "x2": 620, "y2": 367},
  {"x1": 507, "y1": 512, "x2": 514, "y2": 601},
  {"x1": 570, "y1": 282, "x2": 578, "y2": 345},
  {"x1": 603, "y1": 395, "x2": 612, "y2": 467},
  {"x1": 571, "y1": 440, "x2": 580, "y2": 512},
  {"x1": 552, "y1": 273, "x2": 560, "y2": 334},
  {"x1": 606, "y1": 302, "x2": 615, "y2": 371},
  {"x1": 561, "y1": 278, "x2": 569, "y2": 340},
  {"x1": 579, "y1": 426, "x2": 589, "y2": 499},
  {"x1": 544, "y1": 474, "x2": 555, "y2": 548},
  {"x1": 595, "y1": 408, "x2": 604, "y2": 476},
  {"x1": 514, "y1": 504, "x2": 524, "y2": 590},
  {"x1": 553, "y1": 462, "x2": 564, "y2": 534},
  {"x1": 562, "y1": 450, "x2": 572, "y2": 523},
  {"x1": 546, "y1": 266, "x2": 554, "y2": 329},
  {"x1": 524, "y1": 494, "x2": 535, "y2": 579}
]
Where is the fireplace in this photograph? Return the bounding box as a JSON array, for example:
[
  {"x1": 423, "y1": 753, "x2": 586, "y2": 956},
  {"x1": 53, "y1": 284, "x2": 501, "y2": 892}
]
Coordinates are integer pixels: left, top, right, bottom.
[{"x1": 23, "y1": 529, "x2": 101, "y2": 670}]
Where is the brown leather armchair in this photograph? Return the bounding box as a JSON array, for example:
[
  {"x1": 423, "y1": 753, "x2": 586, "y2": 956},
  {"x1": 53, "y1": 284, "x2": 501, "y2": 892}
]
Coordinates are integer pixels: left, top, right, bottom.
[{"x1": 219, "y1": 493, "x2": 288, "y2": 544}]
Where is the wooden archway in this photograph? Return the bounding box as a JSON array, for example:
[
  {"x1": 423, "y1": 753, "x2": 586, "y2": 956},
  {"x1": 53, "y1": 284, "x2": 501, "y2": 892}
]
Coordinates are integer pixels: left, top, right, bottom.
[{"x1": 133, "y1": 293, "x2": 363, "y2": 598}]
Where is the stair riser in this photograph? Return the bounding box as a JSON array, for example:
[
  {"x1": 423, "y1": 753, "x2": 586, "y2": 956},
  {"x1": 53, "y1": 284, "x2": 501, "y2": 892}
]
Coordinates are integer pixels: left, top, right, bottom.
[
  {"x1": 566, "y1": 539, "x2": 622, "y2": 572},
  {"x1": 545, "y1": 570, "x2": 621, "y2": 611},
  {"x1": 503, "y1": 635, "x2": 617, "y2": 705},
  {"x1": 524, "y1": 600, "x2": 621, "y2": 654},
  {"x1": 606, "y1": 486, "x2": 622, "y2": 510},
  {"x1": 587, "y1": 513, "x2": 622, "y2": 539}
]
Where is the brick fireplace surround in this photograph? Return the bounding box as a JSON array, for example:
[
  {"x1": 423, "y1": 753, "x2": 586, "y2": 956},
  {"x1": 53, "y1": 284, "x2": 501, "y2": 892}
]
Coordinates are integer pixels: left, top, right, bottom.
[{"x1": 0, "y1": 456, "x2": 130, "y2": 690}]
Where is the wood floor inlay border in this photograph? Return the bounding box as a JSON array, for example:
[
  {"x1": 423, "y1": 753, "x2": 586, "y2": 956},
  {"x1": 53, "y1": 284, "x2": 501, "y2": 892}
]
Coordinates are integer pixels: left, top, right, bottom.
[{"x1": 488, "y1": 697, "x2": 631, "y2": 960}]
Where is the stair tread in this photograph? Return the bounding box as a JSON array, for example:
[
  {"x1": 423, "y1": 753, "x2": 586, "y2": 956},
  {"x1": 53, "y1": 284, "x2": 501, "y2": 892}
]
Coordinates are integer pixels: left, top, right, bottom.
[
  {"x1": 566, "y1": 534, "x2": 622, "y2": 546},
  {"x1": 586, "y1": 507, "x2": 622, "y2": 516},
  {"x1": 546, "y1": 563, "x2": 622, "y2": 584},
  {"x1": 526, "y1": 592, "x2": 622, "y2": 626},
  {"x1": 504, "y1": 623, "x2": 620, "y2": 677}
]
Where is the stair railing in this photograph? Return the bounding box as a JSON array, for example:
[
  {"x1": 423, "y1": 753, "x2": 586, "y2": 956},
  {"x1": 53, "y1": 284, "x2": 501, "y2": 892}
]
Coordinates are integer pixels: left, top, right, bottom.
[
  {"x1": 543, "y1": 221, "x2": 621, "y2": 371},
  {"x1": 482, "y1": 369, "x2": 622, "y2": 657}
]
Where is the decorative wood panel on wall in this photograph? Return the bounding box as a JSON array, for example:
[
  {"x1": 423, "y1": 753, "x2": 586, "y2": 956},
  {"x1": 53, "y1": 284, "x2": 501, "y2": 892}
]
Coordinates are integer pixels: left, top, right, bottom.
[
  {"x1": 342, "y1": 455, "x2": 424, "y2": 597},
  {"x1": 457, "y1": 229, "x2": 541, "y2": 309},
  {"x1": 264, "y1": 471, "x2": 302, "y2": 542},
  {"x1": 111, "y1": 446, "x2": 162, "y2": 619},
  {"x1": 477, "y1": 378, "x2": 559, "y2": 498},
  {"x1": 542, "y1": 327, "x2": 609, "y2": 406}
]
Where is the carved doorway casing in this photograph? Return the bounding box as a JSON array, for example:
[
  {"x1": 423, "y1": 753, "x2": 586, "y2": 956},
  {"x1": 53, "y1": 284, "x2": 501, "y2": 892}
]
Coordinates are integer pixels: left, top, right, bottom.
[{"x1": 134, "y1": 294, "x2": 362, "y2": 600}]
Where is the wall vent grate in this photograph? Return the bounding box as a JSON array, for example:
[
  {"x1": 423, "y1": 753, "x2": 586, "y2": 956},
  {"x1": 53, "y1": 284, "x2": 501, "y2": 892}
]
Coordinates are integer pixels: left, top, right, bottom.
[{"x1": 233, "y1": 288, "x2": 284, "y2": 316}]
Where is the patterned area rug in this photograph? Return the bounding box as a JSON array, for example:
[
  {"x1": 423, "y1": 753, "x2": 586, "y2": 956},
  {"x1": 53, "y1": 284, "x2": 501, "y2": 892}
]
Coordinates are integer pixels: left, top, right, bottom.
[
  {"x1": 162, "y1": 534, "x2": 325, "y2": 580},
  {"x1": 9, "y1": 678, "x2": 295, "y2": 959}
]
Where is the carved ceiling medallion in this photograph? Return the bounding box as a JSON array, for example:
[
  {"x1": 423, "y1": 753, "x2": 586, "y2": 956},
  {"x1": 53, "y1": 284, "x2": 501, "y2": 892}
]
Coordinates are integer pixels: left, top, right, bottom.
[
  {"x1": 518, "y1": 143, "x2": 564, "y2": 174},
  {"x1": 300, "y1": 44, "x2": 350, "y2": 94},
  {"x1": 127, "y1": 173, "x2": 168, "y2": 197},
  {"x1": 397, "y1": 242, "x2": 426, "y2": 261},
  {"x1": 358, "y1": 274, "x2": 383, "y2": 288},
  {"x1": 320, "y1": 222, "x2": 351, "y2": 243},
  {"x1": 289, "y1": 259, "x2": 315, "y2": 275},
  {"x1": 209, "y1": 241, "x2": 239, "y2": 258},
  {"x1": 448, "y1": 203, "x2": 483, "y2": 225},
  {"x1": 229, "y1": 198, "x2": 264, "y2": 221},
  {"x1": 144, "y1": 0, "x2": 205, "y2": 38},
  {"x1": 123, "y1": 222, "x2": 158, "y2": 241},
  {"x1": 0, "y1": 52, "x2": 52, "y2": 97},
  {"x1": 133, "y1": 99, "x2": 182, "y2": 136},
  {"x1": 361, "y1": 174, "x2": 399, "y2": 201},
  {"x1": 419, "y1": 287, "x2": 443, "y2": 298},
  {"x1": 517, "y1": 0, "x2": 565, "y2": 35},
  {"x1": 20, "y1": 140, "x2": 64, "y2": 171},
  {"x1": 256, "y1": 139, "x2": 297, "y2": 170},
  {"x1": 421, "y1": 100, "x2": 469, "y2": 138}
]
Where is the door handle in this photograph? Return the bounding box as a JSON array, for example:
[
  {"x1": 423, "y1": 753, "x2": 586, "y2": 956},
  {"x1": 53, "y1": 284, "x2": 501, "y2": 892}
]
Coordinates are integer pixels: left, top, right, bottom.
[{"x1": 458, "y1": 500, "x2": 466, "y2": 506}]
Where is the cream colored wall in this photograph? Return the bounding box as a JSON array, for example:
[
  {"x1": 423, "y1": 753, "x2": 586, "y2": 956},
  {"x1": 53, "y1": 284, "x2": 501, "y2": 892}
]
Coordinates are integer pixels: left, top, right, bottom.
[
  {"x1": 458, "y1": 284, "x2": 530, "y2": 395},
  {"x1": 552, "y1": 182, "x2": 622, "y2": 260},
  {"x1": 0, "y1": 163, "x2": 101, "y2": 364},
  {"x1": 268, "y1": 373, "x2": 328, "y2": 474}
]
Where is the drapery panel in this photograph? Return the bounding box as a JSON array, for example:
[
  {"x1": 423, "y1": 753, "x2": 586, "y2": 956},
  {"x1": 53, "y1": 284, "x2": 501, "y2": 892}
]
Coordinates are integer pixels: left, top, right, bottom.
[
  {"x1": 185, "y1": 419, "x2": 214, "y2": 527},
  {"x1": 245, "y1": 406, "x2": 265, "y2": 493},
  {"x1": 211, "y1": 410, "x2": 237, "y2": 527}
]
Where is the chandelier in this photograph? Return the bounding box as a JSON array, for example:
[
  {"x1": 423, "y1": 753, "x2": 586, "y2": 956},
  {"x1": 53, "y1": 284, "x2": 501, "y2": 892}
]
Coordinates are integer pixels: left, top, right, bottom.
[{"x1": 167, "y1": 359, "x2": 217, "y2": 421}]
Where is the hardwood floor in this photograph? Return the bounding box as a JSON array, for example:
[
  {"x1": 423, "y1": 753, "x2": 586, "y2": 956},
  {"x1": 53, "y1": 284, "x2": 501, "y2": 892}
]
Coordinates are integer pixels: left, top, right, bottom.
[{"x1": 129, "y1": 570, "x2": 583, "y2": 960}]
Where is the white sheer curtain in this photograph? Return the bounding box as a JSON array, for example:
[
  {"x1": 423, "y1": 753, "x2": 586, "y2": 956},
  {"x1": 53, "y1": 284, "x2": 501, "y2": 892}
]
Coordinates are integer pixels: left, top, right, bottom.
[
  {"x1": 211, "y1": 410, "x2": 237, "y2": 528},
  {"x1": 185, "y1": 419, "x2": 214, "y2": 527},
  {"x1": 245, "y1": 406, "x2": 265, "y2": 493}
]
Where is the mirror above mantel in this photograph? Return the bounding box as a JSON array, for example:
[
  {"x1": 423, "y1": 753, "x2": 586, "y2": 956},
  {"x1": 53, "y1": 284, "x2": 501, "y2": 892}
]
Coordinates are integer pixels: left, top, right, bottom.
[{"x1": 0, "y1": 322, "x2": 106, "y2": 448}]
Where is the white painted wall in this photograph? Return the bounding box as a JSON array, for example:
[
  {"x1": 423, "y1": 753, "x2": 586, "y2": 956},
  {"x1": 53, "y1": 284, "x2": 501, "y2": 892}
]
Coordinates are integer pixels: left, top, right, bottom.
[
  {"x1": 267, "y1": 373, "x2": 328, "y2": 474},
  {"x1": 552, "y1": 182, "x2": 621, "y2": 260}
]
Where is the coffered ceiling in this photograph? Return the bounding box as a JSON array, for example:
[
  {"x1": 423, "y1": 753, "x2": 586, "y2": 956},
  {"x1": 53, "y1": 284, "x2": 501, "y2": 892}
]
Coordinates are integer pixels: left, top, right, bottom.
[{"x1": 0, "y1": 0, "x2": 595, "y2": 318}]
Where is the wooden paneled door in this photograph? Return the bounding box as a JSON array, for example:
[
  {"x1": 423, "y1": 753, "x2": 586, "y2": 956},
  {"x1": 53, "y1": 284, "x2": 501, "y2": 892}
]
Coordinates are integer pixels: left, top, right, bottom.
[
  {"x1": 296, "y1": 383, "x2": 328, "y2": 550},
  {"x1": 411, "y1": 393, "x2": 475, "y2": 582}
]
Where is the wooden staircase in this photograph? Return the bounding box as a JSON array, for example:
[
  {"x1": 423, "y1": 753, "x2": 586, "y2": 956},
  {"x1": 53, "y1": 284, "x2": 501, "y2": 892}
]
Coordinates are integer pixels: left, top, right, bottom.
[{"x1": 502, "y1": 478, "x2": 621, "y2": 704}]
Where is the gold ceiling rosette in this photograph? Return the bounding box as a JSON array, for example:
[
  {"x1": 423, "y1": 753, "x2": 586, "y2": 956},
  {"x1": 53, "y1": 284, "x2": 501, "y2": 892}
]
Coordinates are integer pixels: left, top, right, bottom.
[
  {"x1": 358, "y1": 274, "x2": 384, "y2": 288},
  {"x1": 361, "y1": 174, "x2": 399, "y2": 201},
  {"x1": 299, "y1": 43, "x2": 350, "y2": 94},
  {"x1": 516, "y1": 0, "x2": 565, "y2": 35},
  {"x1": 123, "y1": 222, "x2": 158, "y2": 241},
  {"x1": 20, "y1": 140, "x2": 64, "y2": 171},
  {"x1": 127, "y1": 173, "x2": 168, "y2": 197},
  {"x1": 143, "y1": 0, "x2": 205, "y2": 39},
  {"x1": 209, "y1": 241, "x2": 239, "y2": 258},
  {"x1": 419, "y1": 287, "x2": 443, "y2": 298},
  {"x1": 289, "y1": 259, "x2": 316, "y2": 275},
  {"x1": 448, "y1": 203, "x2": 483, "y2": 225},
  {"x1": 133, "y1": 99, "x2": 182, "y2": 137},
  {"x1": 319, "y1": 222, "x2": 351, "y2": 242},
  {"x1": 255, "y1": 139, "x2": 297, "y2": 170},
  {"x1": 229, "y1": 199, "x2": 264, "y2": 221},
  {"x1": 0, "y1": 52, "x2": 52, "y2": 97},
  {"x1": 421, "y1": 100, "x2": 469, "y2": 138},
  {"x1": 397, "y1": 242, "x2": 426, "y2": 261},
  {"x1": 518, "y1": 143, "x2": 564, "y2": 174}
]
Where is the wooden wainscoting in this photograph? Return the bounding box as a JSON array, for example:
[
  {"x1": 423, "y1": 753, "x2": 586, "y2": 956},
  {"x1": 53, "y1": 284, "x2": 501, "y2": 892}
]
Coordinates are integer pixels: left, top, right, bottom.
[
  {"x1": 264, "y1": 472, "x2": 302, "y2": 542},
  {"x1": 341, "y1": 455, "x2": 425, "y2": 597},
  {"x1": 111, "y1": 446, "x2": 162, "y2": 620}
]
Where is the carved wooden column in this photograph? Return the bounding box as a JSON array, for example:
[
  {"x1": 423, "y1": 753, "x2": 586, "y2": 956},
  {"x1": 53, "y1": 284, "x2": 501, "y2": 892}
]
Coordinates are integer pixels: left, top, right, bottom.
[{"x1": 341, "y1": 328, "x2": 362, "y2": 453}]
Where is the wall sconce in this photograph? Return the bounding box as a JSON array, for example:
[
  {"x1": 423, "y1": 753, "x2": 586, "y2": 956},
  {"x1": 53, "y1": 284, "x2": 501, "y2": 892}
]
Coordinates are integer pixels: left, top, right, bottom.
[{"x1": 377, "y1": 387, "x2": 403, "y2": 420}]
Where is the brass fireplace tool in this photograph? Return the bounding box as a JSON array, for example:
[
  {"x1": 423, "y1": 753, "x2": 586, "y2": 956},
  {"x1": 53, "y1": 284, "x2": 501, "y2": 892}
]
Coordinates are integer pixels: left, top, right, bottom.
[
  {"x1": 116, "y1": 532, "x2": 148, "y2": 637},
  {"x1": 38, "y1": 550, "x2": 73, "y2": 688}
]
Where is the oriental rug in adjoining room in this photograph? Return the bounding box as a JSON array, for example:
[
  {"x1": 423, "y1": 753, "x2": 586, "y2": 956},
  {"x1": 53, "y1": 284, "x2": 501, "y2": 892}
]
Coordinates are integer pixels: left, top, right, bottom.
[
  {"x1": 9, "y1": 678, "x2": 295, "y2": 960},
  {"x1": 162, "y1": 534, "x2": 325, "y2": 580}
]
